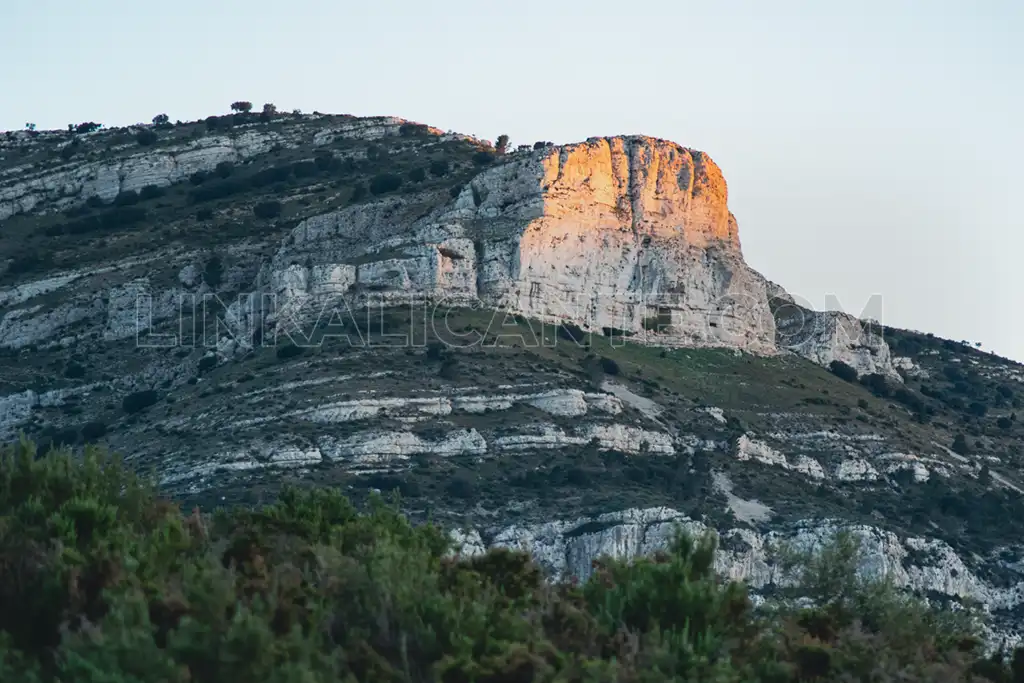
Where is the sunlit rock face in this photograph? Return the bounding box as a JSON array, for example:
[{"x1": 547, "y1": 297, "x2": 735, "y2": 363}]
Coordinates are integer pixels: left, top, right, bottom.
[{"x1": 266, "y1": 136, "x2": 778, "y2": 353}]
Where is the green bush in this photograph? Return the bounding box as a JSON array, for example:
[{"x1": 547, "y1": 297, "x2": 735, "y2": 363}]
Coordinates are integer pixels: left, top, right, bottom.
[
  {"x1": 136, "y1": 129, "x2": 158, "y2": 146},
  {"x1": 369, "y1": 173, "x2": 402, "y2": 195},
  {"x1": 139, "y1": 184, "x2": 165, "y2": 200},
  {"x1": 0, "y1": 440, "x2": 1013, "y2": 683},
  {"x1": 113, "y1": 189, "x2": 140, "y2": 207},
  {"x1": 276, "y1": 343, "x2": 303, "y2": 360},
  {"x1": 408, "y1": 167, "x2": 426, "y2": 183},
  {"x1": 121, "y1": 389, "x2": 158, "y2": 414},
  {"x1": 429, "y1": 159, "x2": 449, "y2": 177},
  {"x1": 828, "y1": 360, "x2": 859, "y2": 383},
  {"x1": 253, "y1": 201, "x2": 282, "y2": 219}
]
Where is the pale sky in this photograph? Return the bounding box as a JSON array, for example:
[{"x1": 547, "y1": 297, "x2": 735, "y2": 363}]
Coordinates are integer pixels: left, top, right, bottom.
[{"x1": 3, "y1": 0, "x2": 1022, "y2": 360}]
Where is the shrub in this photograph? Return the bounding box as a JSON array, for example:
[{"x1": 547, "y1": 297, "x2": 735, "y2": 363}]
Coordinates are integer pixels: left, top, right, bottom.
[
  {"x1": 74, "y1": 121, "x2": 101, "y2": 134},
  {"x1": 599, "y1": 356, "x2": 620, "y2": 375},
  {"x1": 253, "y1": 201, "x2": 282, "y2": 219},
  {"x1": 190, "y1": 179, "x2": 246, "y2": 203},
  {"x1": 369, "y1": 173, "x2": 402, "y2": 195},
  {"x1": 291, "y1": 160, "x2": 317, "y2": 178},
  {"x1": 952, "y1": 433, "x2": 970, "y2": 454},
  {"x1": 203, "y1": 255, "x2": 223, "y2": 287},
  {"x1": 121, "y1": 389, "x2": 158, "y2": 414},
  {"x1": 276, "y1": 343, "x2": 303, "y2": 360},
  {"x1": 472, "y1": 150, "x2": 495, "y2": 165},
  {"x1": 230, "y1": 100, "x2": 253, "y2": 113},
  {"x1": 79, "y1": 421, "x2": 107, "y2": 441},
  {"x1": 399, "y1": 122, "x2": 429, "y2": 136},
  {"x1": 152, "y1": 113, "x2": 170, "y2": 126},
  {"x1": 59, "y1": 141, "x2": 79, "y2": 160},
  {"x1": 197, "y1": 355, "x2": 217, "y2": 374},
  {"x1": 0, "y1": 440, "x2": 1008, "y2": 683},
  {"x1": 349, "y1": 183, "x2": 367, "y2": 203},
  {"x1": 860, "y1": 372, "x2": 890, "y2": 397},
  {"x1": 997, "y1": 416, "x2": 1013, "y2": 430},
  {"x1": 195, "y1": 208, "x2": 214, "y2": 221},
  {"x1": 828, "y1": 360, "x2": 859, "y2": 383},
  {"x1": 113, "y1": 189, "x2": 140, "y2": 206},
  {"x1": 408, "y1": 167, "x2": 426, "y2": 183},
  {"x1": 314, "y1": 152, "x2": 337, "y2": 171},
  {"x1": 190, "y1": 171, "x2": 209, "y2": 185},
  {"x1": 557, "y1": 322, "x2": 586, "y2": 344},
  {"x1": 135, "y1": 129, "x2": 158, "y2": 146},
  {"x1": 429, "y1": 159, "x2": 450, "y2": 177},
  {"x1": 63, "y1": 361, "x2": 86, "y2": 379},
  {"x1": 494, "y1": 133, "x2": 509, "y2": 155},
  {"x1": 214, "y1": 161, "x2": 234, "y2": 178},
  {"x1": 6, "y1": 252, "x2": 52, "y2": 275},
  {"x1": 448, "y1": 184, "x2": 463, "y2": 199},
  {"x1": 139, "y1": 184, "x2": 165, "y2": 200},
  {"x1": 249, "y1": 165, "x2": 291, "y2": 188}
]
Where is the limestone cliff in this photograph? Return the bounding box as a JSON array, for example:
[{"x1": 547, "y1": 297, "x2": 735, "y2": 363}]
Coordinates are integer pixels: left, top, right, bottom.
[{"x1": 263, "y1": 136, "x2": 777, "y2": 353}]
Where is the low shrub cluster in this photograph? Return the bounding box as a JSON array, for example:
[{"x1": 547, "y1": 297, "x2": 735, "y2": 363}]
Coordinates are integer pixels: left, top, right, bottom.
[{"x1": 0, "y1": 440, "x2": 1021, "y2": 682}]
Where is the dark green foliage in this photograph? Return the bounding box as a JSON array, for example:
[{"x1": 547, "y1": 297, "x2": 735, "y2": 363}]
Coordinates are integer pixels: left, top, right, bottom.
[
  {"x1": 74, "y1": 121, "x2": 101, "y2": 134},
  {"x1": 276, "y1": 343, "x2": 303, "y2": 360},
  {"x1": 557, "y1": 322, "x2": 586, "y2": 344},
  {"x1": 79, "y1": 421, "x2": 107, "y2": 441},
  {"x1": 113, "y1": 190, "x2": 139, "y2": 206},
  {"x1": 214, "y1": 161, "x2": 234, "y2": 178},
  {"x1": 189, "y1": 178, "x2": 246, "y2": 203},
  {"x1": 472, "y1": 150, "x2": 495, "y2": 165},
  {"x1": 203, "y1": 255, "x2": 223, "y2": 287},
  {"x1": 195, "y1": 208, "x2": 214, "y2": 221},
  {"x1": 139, "y1": 184, "x2": 165, "y2": 200},
  {"x1": 0, "y1": 441, "x2": 1015, "y2": 683},
  {"x1": 495, "y1": 133, "x2": 509, "y2": 154},
  {"x1": 135, "y1": 129, "x2": 158, "y2": 146},
  {"x1": 399, "y1": 122, "x2": 430, "y2": 136},
  {"x1": 860, "y1": 372, "x2": 890, "y2": 397},
  {"x1": 349, "y1": 183, "x2": 367, "y2": 203},
  {"x1": 197, "y1": 355, "x2": 217, "y2": 374},
  {"x1": 408, "y1": 167, "x2": 426, "y2": 183},
  {"x1": 369, "y1": 173, "x2": 402, "y2": 195},
  {"x1": 48, "y1": 206, "x2": 148, "y2": 236},
  {"x1": 121, "y1": 389, "x2": 158, "y2": 414},
  {"x1": 7, "y1": 251, "x2": 52, "y2": 275},
  {"x1": 63, "y1": 361, "x2": 86, "y2": 379},
  {"x1": 314, "y1": 152, "x2": 337, "y2": 171},
  {"x1": 59, "y1": 140, "x2": 79, "y2": 160},
  {"x1": 448, "y1": 184, "x2": 462, "y2": 198},
  {"x1": 230, "y1": 100, "x2": 253, "y2": 113},
  {"x1": 249, "y1": 165, "x2": 291, "y2": 188},
  {"x1": 189, "y1": 170, "x2": 208, "y2": 185},
  {"x1": 828, "y1": 360, "x2": 859, "y2": 383},
  {"x1": 291, "y1": 160, "x2": 317, "y2": 178},
  {"x1": 429, "y1": 159, "x2": 450, "y2": 177},
  {"x1": 599, "y1": 356, "x2": 620, "y2": 375},
  {"x1": 253, "y1": 200, "x2": 282, "y2": 219},
  {"x1": 953, "y1": 433, "x2": 970, "y2": 455}
]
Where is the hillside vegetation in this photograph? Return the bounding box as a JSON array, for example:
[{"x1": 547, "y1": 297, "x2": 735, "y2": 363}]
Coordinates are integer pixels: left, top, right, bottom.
[{"x1": 2, "y1": 439, "x2": 1024, "y2": 683}]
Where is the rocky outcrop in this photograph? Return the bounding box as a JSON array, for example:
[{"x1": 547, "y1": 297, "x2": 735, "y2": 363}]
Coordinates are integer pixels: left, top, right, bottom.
[
  {"x1": 262, "y1": 136, "x2": 777, "y2": 353},
  {"x1": 453, "y1": 507, "x2": 1024, "y2": 645},
  {"x1": 0, "y1": 117, "x2": 450, "y2": 221},
  {"x1": 771, "y1": 295, "x2": 900, "y2": 379}
]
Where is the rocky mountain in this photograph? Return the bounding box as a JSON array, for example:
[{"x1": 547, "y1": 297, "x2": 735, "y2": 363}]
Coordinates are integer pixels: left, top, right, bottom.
[{"x1": 2, "y1": 111, "x2": 1023, "y2": 641}]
